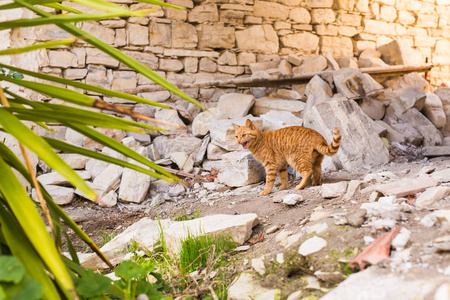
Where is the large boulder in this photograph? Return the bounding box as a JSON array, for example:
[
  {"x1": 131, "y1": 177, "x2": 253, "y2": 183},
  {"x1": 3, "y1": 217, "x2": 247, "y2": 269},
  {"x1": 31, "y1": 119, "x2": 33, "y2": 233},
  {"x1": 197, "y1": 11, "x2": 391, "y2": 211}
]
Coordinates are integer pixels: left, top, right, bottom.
[
  {"x1": 304, "y1": 99, "x2": 389, "y2": 171},
  {"x1": 217, "y1": 150, "x2": 266, "y2": 187}
]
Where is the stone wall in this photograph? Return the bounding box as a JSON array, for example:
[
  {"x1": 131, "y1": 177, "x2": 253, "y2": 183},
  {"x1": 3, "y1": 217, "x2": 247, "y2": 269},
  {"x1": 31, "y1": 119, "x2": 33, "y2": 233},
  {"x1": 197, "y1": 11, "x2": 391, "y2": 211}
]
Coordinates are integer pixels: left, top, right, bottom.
[{"x1": 30, "y1": 0, "x2": 450, "y2": 103}]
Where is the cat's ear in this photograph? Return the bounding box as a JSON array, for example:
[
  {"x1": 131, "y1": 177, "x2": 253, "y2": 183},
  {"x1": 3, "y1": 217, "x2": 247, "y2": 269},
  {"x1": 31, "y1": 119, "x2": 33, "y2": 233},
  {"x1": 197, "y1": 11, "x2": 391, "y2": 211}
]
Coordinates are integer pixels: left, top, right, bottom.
[
  {"x1": 246, "y1": 119, "x2": 256, "y2": 130},
  {"x1": 232, "y1": 123, "x2": 240, "y2": 131}
]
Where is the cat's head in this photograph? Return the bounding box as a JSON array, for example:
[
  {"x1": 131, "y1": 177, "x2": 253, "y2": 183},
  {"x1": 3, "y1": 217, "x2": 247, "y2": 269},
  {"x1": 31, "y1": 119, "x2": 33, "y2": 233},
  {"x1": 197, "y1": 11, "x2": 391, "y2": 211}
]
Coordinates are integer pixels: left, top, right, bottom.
[{"x1": 232, "y1": 119, "x2": 259, "y2": 149}]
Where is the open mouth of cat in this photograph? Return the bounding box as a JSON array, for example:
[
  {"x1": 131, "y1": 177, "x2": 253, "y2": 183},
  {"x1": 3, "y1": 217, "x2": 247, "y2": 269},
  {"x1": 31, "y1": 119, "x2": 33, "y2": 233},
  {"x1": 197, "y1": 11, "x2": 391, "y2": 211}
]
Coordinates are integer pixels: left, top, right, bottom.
[{"x1": 242, "y1": 141, "x2": 249, "y2": 149}]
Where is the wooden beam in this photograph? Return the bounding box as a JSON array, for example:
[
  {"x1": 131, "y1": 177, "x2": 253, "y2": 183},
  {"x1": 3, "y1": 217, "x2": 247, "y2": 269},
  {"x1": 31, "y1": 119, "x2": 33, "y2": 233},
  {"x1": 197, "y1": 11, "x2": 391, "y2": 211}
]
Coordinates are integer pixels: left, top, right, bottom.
[{"x1": 122, "y1": 64, "x2": 434, "y2": 95}]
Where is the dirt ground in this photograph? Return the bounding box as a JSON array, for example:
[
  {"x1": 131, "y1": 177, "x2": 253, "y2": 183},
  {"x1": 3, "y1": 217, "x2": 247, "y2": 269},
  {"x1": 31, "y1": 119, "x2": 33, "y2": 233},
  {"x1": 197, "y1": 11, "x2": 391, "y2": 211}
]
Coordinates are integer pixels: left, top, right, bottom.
[{"x1": 63, "y1": 154, "x2": 450, "y2": 298}]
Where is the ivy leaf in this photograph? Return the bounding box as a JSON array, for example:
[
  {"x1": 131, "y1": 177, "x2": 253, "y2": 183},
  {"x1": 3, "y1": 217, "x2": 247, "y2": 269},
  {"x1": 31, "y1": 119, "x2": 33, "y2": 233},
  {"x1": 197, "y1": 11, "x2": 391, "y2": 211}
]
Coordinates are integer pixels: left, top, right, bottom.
[
  {"x1": 76, "y1": 269, "x2": 112, "y2": 298},
  {"x1": 1, "y1": 274, "x2": 43, "y2": 300},
  {"x1": 115, "y1": 261, "x2": 147, "y2": 281},
  {"x1": 0, "y1": 256, "x2": 25, "y2": 284}
]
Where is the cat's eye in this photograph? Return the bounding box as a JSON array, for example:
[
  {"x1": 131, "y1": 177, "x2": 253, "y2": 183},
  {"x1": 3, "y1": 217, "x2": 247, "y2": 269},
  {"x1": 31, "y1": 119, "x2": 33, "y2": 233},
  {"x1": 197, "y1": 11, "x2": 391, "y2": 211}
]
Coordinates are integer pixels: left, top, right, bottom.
[
  {"x1": 242, "y1": 134, "x2": 246, "y2": 137},
  {"x1": 235, "y1": 135, "x2": 238, "y2": 138}
]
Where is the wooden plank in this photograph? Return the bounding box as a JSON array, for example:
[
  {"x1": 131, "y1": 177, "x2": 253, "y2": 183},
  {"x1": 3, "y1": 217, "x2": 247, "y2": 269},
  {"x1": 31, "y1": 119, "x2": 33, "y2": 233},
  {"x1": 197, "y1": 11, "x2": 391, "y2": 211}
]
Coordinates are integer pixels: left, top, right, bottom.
[{"x1": 122, "y1": 64, "x2": 434, "y2": 95}]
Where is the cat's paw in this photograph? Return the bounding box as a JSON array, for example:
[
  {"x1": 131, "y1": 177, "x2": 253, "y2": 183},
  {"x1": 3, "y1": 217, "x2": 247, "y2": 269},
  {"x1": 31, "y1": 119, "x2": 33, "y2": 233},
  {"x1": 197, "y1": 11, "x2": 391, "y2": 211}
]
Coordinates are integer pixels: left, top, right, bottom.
[
  {"x1": 295, "y1": 184, "x2": 305, "y2": 190},
  {"x1": 279, "y1": 185, "x2": 287, "y2": 191},
  {"x1": 260, "y1": 190, "x2": 271, "y2": 196}
]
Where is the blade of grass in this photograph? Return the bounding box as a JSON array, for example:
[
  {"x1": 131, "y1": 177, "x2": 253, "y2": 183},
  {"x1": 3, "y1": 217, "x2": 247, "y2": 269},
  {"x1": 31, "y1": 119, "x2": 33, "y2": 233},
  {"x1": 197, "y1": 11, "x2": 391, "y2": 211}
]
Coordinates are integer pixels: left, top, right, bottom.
[
  {"x1": 0, "y1": 107, "x2": 97, "y2": 200},
  {"x1": 0, "y1": 63, "x2": 174, "y2": 109},
  {"x1": 0, "y1": 39, "x2": 76, "y2": 55},
  {"x1": 44, "y1": 2, "x2": 83, "y2": 14},
  {"x1": 44, "y1": 137, "x2": 179, "y2": 181},
  {"x1": 0, "y1": 12, "x2": 150, "y2": 30},
  {"x1": 0, "y1": 157, "x2": 75, "y2": 298},
  {"x1": 0, "y1": 0, "x2": 61, "y2": 10}
]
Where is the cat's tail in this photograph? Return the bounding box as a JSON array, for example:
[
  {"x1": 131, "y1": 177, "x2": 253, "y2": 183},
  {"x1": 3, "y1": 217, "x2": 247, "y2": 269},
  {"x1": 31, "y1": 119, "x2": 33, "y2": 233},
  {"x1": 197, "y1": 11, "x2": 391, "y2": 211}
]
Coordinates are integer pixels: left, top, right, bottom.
[{"x1": 316, "y1": 127, "x2": 341, "y2": 156}]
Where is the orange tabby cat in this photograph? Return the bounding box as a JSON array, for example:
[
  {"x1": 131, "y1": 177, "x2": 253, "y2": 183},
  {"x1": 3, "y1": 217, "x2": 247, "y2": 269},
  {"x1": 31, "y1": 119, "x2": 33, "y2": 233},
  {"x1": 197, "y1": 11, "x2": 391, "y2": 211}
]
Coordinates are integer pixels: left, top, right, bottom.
[{"x1": 232, "y1": 119, "x2": 341, "y2": 195}]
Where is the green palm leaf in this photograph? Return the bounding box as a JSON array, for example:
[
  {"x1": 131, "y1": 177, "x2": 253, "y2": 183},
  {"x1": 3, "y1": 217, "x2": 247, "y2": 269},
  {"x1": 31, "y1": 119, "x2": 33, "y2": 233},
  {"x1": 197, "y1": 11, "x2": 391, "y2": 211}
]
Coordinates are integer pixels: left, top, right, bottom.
[
  {"x1": 0, "y1": 157, "x2": 75, "y2": 297},
  {"x1": 0, "y1": 108, "x2": 97, "y2": 200},
  {"x1": 0, "y1": 39, "x2": 76, "y2": 55}
]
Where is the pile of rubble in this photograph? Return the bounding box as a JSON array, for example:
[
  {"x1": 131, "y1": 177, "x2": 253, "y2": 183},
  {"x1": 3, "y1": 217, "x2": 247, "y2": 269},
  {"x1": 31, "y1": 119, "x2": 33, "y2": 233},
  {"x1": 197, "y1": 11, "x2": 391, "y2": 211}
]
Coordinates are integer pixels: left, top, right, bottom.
[{"x1": 35, "y1": 40, "x2": 450, "y2": 207}]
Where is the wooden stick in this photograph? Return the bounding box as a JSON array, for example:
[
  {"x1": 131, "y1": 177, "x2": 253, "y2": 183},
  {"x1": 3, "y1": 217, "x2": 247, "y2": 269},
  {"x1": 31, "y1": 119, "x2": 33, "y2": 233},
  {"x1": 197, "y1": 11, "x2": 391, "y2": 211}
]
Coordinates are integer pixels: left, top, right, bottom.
[{"x1": 122, "y1": 64, "x2": 435, "y2": 94}]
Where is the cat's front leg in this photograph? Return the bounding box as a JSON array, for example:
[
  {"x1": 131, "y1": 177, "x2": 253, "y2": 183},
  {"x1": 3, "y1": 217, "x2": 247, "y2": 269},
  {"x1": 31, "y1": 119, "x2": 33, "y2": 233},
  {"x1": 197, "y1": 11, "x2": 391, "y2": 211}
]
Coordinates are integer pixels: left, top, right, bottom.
[{"x1": 260, "y1": 166, "x2": 277, "y2": 195}]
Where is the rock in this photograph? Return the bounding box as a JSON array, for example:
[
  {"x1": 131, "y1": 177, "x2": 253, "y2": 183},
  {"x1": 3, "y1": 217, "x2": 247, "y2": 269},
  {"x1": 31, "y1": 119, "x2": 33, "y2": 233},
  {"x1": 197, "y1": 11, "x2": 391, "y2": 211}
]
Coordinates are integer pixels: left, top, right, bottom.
[
  {"x1": 335, "y1": 57, "x2": 358, "y2": 69},
  {"x1": 294, "y1": 55, "x2": 327, "y2": 73},
  {"x1": 415, "y1": 186, "x2": 450, "y2": 208},
  {"x1": 250, "y1": 97, "x2": 305, "y2": 118},
  {"x1": 321, "y1": 182, "x2": 349, "y2": 198},
  {"x1": 421, "y1": 210, "x2": 450, "y2": 229},
  {"x1": 383, "y1": 73, "x2": 428, "y2": 91},
  {"x1": 235, "y1": 245, "x2": 250, "y2": 252},
  {"x1": 343, "y1": 180, "x2": 362, "y2": 200},
  {"x1": 345, "y1": 209, "x2": 367, "y2": 227},
  {"x1": 85, "y1": 159, "x2": 109, "y2": 179},
  {"x1": 192, "y1": 107, "x2": 221, "y2": 137},
  {"x1": 298, "y1": 236, "x2": 327, "y2": 256},
  {"x1": 260, "y1": 110, "x2": 303, "y2": 132},
  {"x1": 305, "y1": 75, "x2": 333, "y2": 99},
  {"x1": 118, "y1": 168, "x2": 151, "y2": 203},
  {"x1": 422, "y1": 93, "x2": 446, "y2": 129},
  {"x1": 431, "y1": 168, "x2": 450, "y2": 183},
  {"x1": 360, "y1": 202, "x2": 403, "y2": 220},
  {"x1": 320, "y1": 267, "x2": 428, "y2": 300},
  {"x1": 217, "y1": 150, "x2": 265, "y2": 187},
  {"x1": 37, "y1": 171, "x2": 91, "y2": 186},
  {"x1": 154, "y1": 109, "x2": 187, "y2": 135},
  {"x1": 153, "y1": 134, "x2": 203, "y2": 159},
  {"x1": 207, "y1": 143, "x2": 229, "y2": 160},
  {"x1": 389, "y1": 122, "x2": 423, "y2": 146},
  {"x1": 170, "y1": 152, "x2": 194, "y2": 173},
  {"x1": 434, "y1": 87, "x2": 450, "y2": 133},
  {"x1": 375, "y1": 174, "x2": 439, "y2": 198},
  {"x1": 60, "y1": 154, "x2": 90, "y2": 169},
  {"x1": 391, "y1": 228, "x2": 411, "y2": 250},
  {"x1": 100, "y1": 190, "x2": 118, "y2": 207},
  {"x1": 400, "y1": 108, "x2": 443, "y2": 146},
  {"x1": 333, "y1": 68, "x2": 376, "y2": 99},
  {"x1": 358, "y1": 98, "x2": 386, "y2": 120},
  {"x1": 378, "y1": 39, "x2": 423, "y2": 66},
  {"x1": 287, "y1": 54, "x2": 302, "y2": 66},
  {"x1": 277, "y1": 89, "x2": 300, "y2": 100},
  {"x1": 358, "y1": 57, "x2": 387, "y2": 68},
  {"x1": 217, "y1": 93, "x2": 255, "y2": 119},
  {"x1": 390, "y1": 87, "x2": 427, "y2": 117},
  {"x1": 235, "y1": 25, "x2": 279, "y2": 54},
  {"x1": 227, "y1": 273, "x2": 280, "y2": 300},
  {"x1": 266, "y1": 225, "x2": 279, "y2": 234},
  {"x1": 251, "y1": 256, "x2": 266, "y2": 275},
  {"x1": 304, "y1": 99, "x2": 389, "y2": 171},
  {"x1": 33, "y1": 185, "x2": 75, "y2": 205},
  {"x1": 280, "y1": 32, "x2": 319, "y2": 52},
  {"x1": 81, "y1": 214, "x2": 259, "y2": 269},
  {"x1": 168, "y1": 184, "x2": 185, "y2": 197},
  {"x1": 208, "y1": 116, "x2": 263, "y2": 151},
  {"x1": 310, "y1": 207, "x2": 332, "y2": 221},
  {"x1": 314, "y1": 271, "x2": 347, "y2": 284},
  {"x1": 282, "y1": 194, "x2": 303, "y2": 205},
  {"x1": 92, "y1": 164, "x2": 123, "y2": 193},
  {"x1": 305, "y1": 222, "x2": 328, "y2": 235}
]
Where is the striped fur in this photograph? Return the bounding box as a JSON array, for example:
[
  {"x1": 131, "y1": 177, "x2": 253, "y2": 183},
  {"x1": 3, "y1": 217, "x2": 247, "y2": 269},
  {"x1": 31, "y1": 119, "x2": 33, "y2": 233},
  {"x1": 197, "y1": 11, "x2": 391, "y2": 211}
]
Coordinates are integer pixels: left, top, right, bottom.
[{"x1": 232, "y1": 120, "x2": 341, "y2": 195}]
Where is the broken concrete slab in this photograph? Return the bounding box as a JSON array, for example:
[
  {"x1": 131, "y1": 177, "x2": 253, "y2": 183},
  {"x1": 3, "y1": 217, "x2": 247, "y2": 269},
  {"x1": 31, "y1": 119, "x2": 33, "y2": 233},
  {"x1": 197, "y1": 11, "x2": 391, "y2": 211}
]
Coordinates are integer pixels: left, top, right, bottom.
[
  {"x1": 209, "y1": 116, "x2": 263, "y2": 151},
  {"x1": 304, "y1": 99, "x2": 389, "y2": 171},
  {"x1": 375, "y1": 174, "x2": 439, "y2": 198},
  {"x1": 217, "y1": 150, "x2": 265, "y2": 187},
  {"x1": 422, "y1": 93, "x2": 446, "y2": 129},
  {"x1": 260, "y1": 110, "x2": 303, "y2": 132},
  {"x1": 217, "y1": 93, "x2": 255, "y2": 119}
]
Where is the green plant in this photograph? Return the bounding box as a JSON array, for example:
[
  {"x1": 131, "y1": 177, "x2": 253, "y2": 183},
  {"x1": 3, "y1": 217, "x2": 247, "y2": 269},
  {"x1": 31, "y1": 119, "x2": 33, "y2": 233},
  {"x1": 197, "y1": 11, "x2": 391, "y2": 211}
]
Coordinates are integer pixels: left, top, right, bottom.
[
  {"x1": 0, "y1": 0, "x2": 204, "y2": 298},
  {"x1": 173, "y1": 206, "x2": 202, "y2": 222},
  {"x1": 99, "y1": 228, "x2": 116, "y2": 247},
  {"x1": 179, "y1": 232, "x2": 236, "y2": 273}
]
